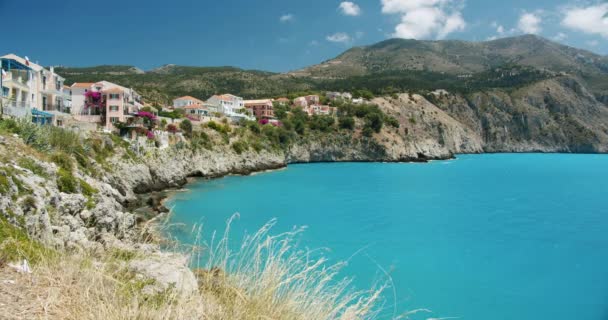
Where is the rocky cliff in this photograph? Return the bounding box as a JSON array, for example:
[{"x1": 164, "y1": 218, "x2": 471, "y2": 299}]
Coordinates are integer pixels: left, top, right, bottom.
[{"x1": 1, "y1": 75, "x2": 607, "y2": 251}]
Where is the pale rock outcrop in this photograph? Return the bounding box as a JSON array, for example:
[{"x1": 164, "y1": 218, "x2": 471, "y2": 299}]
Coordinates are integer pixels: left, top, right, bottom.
[{"x1": 129, "y1": 253, "x2": 198, "y2": 296}]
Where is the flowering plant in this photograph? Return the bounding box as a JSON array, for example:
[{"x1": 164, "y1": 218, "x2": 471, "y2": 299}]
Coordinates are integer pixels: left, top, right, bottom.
[
  {"x1": 258, "y1": 118, "x2": 269, "y2": 125},
  {"x1": 146, "y1": 130, "x2": 155, "y2": 140},
  {"x1": 167, "y1": 124, "x2": 177, "y2": 133},
  {"x1": 135, "y1": 111, "x2": 157, "y2": 121},
  {"x1": 85, "y1": 91, "x2": 102, "y2": 102}
]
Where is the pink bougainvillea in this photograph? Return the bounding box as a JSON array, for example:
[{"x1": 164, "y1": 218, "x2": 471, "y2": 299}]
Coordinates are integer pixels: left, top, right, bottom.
[
  {"x1": 135, "y1": 111, "x2": 157, "y2": 121},
  {"x1": 258, "y1": 118, "x2": 269, "y2": 125},
  {"x1": 85, "y1": 91, "x2": 102, "y2": 101},
  {"x1": 146, "y1": 130, "x2": 155, "y2": 140}
]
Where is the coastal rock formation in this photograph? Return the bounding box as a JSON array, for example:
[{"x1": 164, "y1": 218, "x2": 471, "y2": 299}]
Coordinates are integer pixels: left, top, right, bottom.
[{"x1": 429, "y1": 77, "x2": 608, "y2": 153}]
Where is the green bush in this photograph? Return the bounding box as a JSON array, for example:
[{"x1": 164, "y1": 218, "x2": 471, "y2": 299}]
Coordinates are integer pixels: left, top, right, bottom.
[
  {"x1": 57, "y1": 168, "x2": 78, "y2": 193},
  {"x1": 365, "y1": 113, "x2": 383, "y2": 133},
  {"x1": 362, "y1": 126, "x2": 374, "y2": 137},
  {"x1": 338, "y1": 116, "x2": 355, "y2": 130},
  {"x1": 50, "y1": 153, "x2": 73, "y2": 171},
  {"x1": 231, "y1": 141, "x2": 249, "y2": 154},
  {"x1": 385, "y1": 116, "x2": 400, "y2": 128},
  {"x1": 180, "y1": 119, "x2": 193, "y2": 137},
  {"x1": 190, "y1": 131, "x2": 213, "y2": 150},
  {"x1": 309, "y1": 116, "x2": 335, "y2": 132},
  {"x1": 207, "y1": 121, "x2": 231, "y2": 134}
]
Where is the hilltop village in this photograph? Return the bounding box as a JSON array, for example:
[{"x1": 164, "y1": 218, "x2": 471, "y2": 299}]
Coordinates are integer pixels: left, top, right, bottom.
[{"x1": 1, "y1": 54, "x2": 370, "y2": 146}]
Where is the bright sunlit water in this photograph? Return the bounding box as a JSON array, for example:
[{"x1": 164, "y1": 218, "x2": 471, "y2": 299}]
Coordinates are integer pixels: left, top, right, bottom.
[{"x1": 165, "y1": 154, "x2": 608, "y2": 320}]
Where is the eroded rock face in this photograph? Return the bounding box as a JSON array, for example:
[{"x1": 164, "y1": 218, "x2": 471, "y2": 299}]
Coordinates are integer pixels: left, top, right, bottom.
[{"x1": 2, "y1": 77, "x2": 607, "y2": 252}]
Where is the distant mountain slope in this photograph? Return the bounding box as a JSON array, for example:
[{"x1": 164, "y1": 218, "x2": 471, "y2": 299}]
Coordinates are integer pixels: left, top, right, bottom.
[
  {"x1": 292, "y1": 35, "x2": 608, "y2": 77},
  {"x1": 55, "y1": 35, "x2": 608, "y2": 105},
  {"x1": 56, "y1": 65, "x2": 314, "y2": 105}
]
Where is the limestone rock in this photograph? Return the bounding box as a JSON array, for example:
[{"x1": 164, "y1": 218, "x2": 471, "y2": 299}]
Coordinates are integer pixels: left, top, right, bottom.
[{"x1": 129, "y1": 253, "x2": 198, "y2": 296}]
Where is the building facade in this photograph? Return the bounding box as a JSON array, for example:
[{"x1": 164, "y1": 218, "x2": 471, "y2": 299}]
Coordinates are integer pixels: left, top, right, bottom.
[
  {"x1": 71, "y1": 81, "x2": 143, "y2": 130},
  {"x1": 173, "y1": 96, "x2": 204, "y2": 108},
  {"x1": 244, "y1": 99, "x2": 274, "y2": 119},
  {"x1": 207, "y1": 94, "x2": 245, "y2": 116},
  {"x1": 1, "y1": 54, "x2": 67, "y2": 120}
]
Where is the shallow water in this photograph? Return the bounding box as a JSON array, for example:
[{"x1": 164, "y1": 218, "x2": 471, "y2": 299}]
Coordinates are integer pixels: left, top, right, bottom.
[{"x1": 166, "y1": 154, "x2": 608, "y2": 320}]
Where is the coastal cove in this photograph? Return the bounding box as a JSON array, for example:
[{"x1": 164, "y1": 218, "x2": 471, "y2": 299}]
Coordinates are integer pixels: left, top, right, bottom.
[{"x1": 165, "y1": 154, "x2": 608, "y2": 320}]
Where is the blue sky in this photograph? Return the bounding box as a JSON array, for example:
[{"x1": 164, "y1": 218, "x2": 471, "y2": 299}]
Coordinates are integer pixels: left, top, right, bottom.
[{"x1": 1, "y1": 0, "x2": 606, "y2": 72}]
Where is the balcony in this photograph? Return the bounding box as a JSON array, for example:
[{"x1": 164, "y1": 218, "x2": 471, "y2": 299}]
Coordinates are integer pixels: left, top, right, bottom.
[
  {"x1": 3, "y1": 71, "x2": 31, "y2": 89},
  {"x1": 3, "y1": 100, "x2": 32, "y2": 118},
  {"x1": 42, "y1": 103, "x2": 70, "y2": 114}
]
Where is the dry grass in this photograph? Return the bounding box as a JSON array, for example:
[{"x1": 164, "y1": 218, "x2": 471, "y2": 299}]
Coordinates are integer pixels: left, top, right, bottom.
[
  {"x1": 190, "y1": 215, "x2": 386, "y2": 320},
  {"x1": 0, "y1": 215, "x2": 387, "y2": 320}
]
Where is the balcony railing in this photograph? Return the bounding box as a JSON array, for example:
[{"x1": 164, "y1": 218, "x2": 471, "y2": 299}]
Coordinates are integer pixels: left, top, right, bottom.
[
  {"x1": 42, "y1": 103, "x2": 70, "y2": 113},
  {"x1": 3, "y1": 71, "x2": 31, "y2": 87},
  {"x1": 3, "y1": 100, "x2": 32, "y2": 118}
]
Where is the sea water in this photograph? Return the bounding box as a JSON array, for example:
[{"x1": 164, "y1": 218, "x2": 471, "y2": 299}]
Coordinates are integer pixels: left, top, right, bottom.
[{"x1": 165, "y1": 154, "x2": 608, "y2": 320}]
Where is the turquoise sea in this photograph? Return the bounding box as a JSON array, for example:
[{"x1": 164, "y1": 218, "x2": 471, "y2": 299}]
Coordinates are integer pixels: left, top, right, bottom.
[{"x1": 165, "y1": 154, "x2": 608, "y2": 320}]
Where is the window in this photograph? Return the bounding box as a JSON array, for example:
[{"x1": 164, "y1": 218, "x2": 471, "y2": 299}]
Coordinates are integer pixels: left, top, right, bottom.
[
  {"x1": 109, "y1": 93, "x2": 120, "y2": 100},
  {"x1": 110, "y1": 117, "x2": 119, "y2": 123},
  {"x1": 56, "y1": 120, "x2": 63, "y2": 127},
  {"x1": 109, "y1": 105, "x2": 119, "y2": 112}
]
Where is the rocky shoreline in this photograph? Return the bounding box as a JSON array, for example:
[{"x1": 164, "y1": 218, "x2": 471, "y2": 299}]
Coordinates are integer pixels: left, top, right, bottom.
[{"x1": 135, "y1": 151, "x2": 455, "y2": 216}]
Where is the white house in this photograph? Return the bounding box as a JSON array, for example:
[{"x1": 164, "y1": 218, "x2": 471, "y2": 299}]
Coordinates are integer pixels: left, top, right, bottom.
[
  {"x1": 1, "y1": 54, "x2": 67, "y2": 122},
  {"x1": 173, "y1": 95, "x2": 204, "y2": 108}
]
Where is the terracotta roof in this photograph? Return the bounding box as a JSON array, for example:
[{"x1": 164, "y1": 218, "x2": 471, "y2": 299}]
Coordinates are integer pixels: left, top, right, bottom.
[
  {"x1": 71, "y1": 82, "x2": 94, "y2": 88},
  {"x1": 276, "y1": 97, "x2": 290, "y2": 102},
  {"x1": 184, "y1": 104, "x2": 208, "y2": 110},
  {"x1": 103, "y1": 88, "x2": 123, "y2": 94},
  {"x1": 174, "y1": 95, "x2": 203, "y2": 102},
  {"x1": 244, "y1": 99, "x2": 273, "y2": 105}
]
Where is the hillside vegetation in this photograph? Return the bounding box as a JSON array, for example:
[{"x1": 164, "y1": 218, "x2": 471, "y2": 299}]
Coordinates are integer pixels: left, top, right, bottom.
[{"x1": 57, "y1": 35, "x2": 608, "y2": 106}]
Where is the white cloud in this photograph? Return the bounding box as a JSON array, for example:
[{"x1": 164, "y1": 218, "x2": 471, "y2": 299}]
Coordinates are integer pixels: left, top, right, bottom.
[
  {"x1": 561, "y1": 3, "x2": 608, "y2": 38},
  {"x1": 380, "y1": 0, "x2": 466, "y2": 39},
  {"x1": 279, "y1": 14, "x2": 294, "y2": 22},
  {"x1": 339, "y1": 2, "x2": 361, "y2": 16},
  {"x1": 326, "y1": 32, "x2": 352, "y2": 43},
  {"x1": 587, "y1": 39, "x2": 599, "y2": 47},
  {"x1": 552, "y1": 32, "x2": 567, "y2": 42},
  {"x1": 518, "y1": 12, "x2": 542, "y2": 34}
]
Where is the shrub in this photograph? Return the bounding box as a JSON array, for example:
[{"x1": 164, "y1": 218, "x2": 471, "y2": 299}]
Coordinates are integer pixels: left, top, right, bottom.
[
  {"x1": 191, "y1": 131, "x2": 213, "y2": 150},
  {"x1": 180, "y1": 119, "x2": 193, "y2": 137},
  {"x1": 409, "y1": 117, "x2": 417, "y2": 124},
  {"x1": 50, "y1": 153, "x2": 73, "y2": 171},
  {"x1": 231, "y1": 141, "x2": 249, "y2": 154},
  {"x1": 364, "y1": 112, "x2": 383, "y2": 133},
  {"x1": 385, "y1": 116, "x2": 400, "y2": 128},
  {"x1": 247, "y1": 121, "x2": 261, "y2": 134},
  {"x1": 338, "y1": 116, "x2": 355, "y2": 130},
  {"x1": 208, "y1": 121, "x2": 231, "y2": 134},
  {"x1": 57, "y1": 169, "x2": 78, "y2": 193},
  {"x1": 309, "y1": 116, "x2": 335, "y2": 132},
  {"x1": 362, "y1": 126, "x2": 374, "y2": 137}
]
